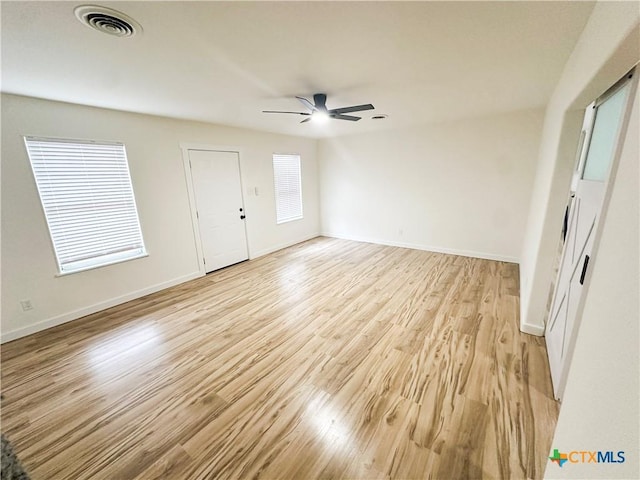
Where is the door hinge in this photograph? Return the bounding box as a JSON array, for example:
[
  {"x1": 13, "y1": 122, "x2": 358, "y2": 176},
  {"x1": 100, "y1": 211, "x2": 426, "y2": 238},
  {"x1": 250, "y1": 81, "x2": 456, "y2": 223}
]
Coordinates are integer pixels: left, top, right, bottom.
[
  {"x1": 203, "y1": 257, "x2": 206, "y2": 265},
  {"x1": 196, "y1": 211, "x2": 199, "y2": 219}
]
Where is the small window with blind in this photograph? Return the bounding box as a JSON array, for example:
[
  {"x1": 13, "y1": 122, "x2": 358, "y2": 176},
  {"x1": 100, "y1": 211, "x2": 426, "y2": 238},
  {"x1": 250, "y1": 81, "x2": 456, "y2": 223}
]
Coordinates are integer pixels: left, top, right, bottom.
[
  {"x1": 273, "y1": 154, "x2": 303, "y2": 224},
  {"x1": 24, "y1": 136, "x2": 147, "y2": 275}
]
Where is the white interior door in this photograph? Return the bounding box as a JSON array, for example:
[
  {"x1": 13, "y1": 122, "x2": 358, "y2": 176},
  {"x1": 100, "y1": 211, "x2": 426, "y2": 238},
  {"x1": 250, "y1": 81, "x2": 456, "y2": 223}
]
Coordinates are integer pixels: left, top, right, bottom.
[
  {"x1": 546, "y1": 76, "x2": 634, "y2": 399},
  {"x1": 189, "y1": 150, "x2": 249, "y2": 273}
]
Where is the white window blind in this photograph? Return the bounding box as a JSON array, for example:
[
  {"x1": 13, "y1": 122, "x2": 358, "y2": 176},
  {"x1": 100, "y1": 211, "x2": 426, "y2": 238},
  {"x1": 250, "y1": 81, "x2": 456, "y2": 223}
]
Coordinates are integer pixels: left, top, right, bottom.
[
  {"x1": 24, "y1": 136, "x2": 147, "y2": 274},
  {"x1": 273, "y1": 154, "x2": 303, "y2": 224}
]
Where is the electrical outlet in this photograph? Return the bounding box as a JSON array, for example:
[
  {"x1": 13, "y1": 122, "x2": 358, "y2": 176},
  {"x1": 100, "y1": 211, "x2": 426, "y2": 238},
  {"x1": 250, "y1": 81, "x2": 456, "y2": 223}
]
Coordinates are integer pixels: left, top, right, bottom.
[{"x1": 20, "y1": 299, "x2": 33, "y2": 311}]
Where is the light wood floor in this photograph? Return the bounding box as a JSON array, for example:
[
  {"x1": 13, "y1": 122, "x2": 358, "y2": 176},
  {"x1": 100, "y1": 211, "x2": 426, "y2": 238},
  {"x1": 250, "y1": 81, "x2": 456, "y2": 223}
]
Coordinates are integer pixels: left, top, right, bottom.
[{"x1": 1, "y1": 237, "x2": 559, "y2": 479}]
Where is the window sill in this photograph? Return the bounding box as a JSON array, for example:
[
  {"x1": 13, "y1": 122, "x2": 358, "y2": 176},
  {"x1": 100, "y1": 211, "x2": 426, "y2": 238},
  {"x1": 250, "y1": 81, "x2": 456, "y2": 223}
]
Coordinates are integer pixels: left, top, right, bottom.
[
  {"x1": 276, "y1": 216, "x2": 304, "y2": 225},
  {"x1": 55, "y1": 252, "x2": 149, "y2": 277}
]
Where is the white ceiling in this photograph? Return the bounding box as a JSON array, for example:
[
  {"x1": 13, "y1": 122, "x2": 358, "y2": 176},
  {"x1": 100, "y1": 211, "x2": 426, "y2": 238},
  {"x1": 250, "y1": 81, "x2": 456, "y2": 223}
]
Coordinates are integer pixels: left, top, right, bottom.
[{"x1": 1, "y1": 1, "x2": 595, "y2": 138}]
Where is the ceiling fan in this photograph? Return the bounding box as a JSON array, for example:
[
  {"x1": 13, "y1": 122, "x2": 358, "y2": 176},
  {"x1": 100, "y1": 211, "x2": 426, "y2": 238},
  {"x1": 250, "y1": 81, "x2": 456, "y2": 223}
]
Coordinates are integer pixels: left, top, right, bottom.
[{"x1": 263, "y1": 93, "x2": 374, "y2": 123}]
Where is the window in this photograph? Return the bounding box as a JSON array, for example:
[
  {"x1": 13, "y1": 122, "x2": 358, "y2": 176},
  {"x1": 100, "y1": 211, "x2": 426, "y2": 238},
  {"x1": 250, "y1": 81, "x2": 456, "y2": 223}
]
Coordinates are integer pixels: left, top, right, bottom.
[
  {"x1": 24, "y1": 136, "x2": 147, "y2": 274},
  {"x1": 273, "y1": 154, "x2": 303, "y2": 224}
]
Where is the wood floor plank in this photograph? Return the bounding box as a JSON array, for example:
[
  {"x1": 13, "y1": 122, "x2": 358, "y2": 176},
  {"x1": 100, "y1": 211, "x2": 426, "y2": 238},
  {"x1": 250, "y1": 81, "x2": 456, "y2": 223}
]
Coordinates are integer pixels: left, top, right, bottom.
[{"x1": 1, "y1": 237, "x2": 559, "y2": 479}]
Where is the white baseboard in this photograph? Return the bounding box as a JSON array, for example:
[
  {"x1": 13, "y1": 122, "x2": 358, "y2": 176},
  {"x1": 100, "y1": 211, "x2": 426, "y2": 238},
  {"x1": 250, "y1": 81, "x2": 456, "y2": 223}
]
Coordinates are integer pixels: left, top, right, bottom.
[
  {"x1": 250, "y1": 232, "x2": 320, "y2": 259},
  {"x1": 520, "y1": 321, "x2": 545, "y2": 337},
  {"x1": 1, "y1": 271, "x2": 203, "y2": 344},
  {"x1": 320, "y1": 231, "x2": 520, "y2": 264}
]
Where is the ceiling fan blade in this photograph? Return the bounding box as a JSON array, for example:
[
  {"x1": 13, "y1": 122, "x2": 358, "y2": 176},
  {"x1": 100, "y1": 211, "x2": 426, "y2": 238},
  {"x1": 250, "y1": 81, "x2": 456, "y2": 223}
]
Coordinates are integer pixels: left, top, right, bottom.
[
  {"x1": 329, "y1": 104, "x2": 375, "y2": 115},
  {"x1": 295, "y1": 96, "x2": 316, "y2": 112},
  {"x1": 330, "y1": 114, "x2": 361, "y2": 122},
  {"x1": 263, "y1": 110, "x2": 311, "y2": 116},
  {"x1": 300, "y1": 117, "x2": 313, "y2": 123},
  {"x1": 313, "y1": 93, "x2": 327, "y2": 111}
]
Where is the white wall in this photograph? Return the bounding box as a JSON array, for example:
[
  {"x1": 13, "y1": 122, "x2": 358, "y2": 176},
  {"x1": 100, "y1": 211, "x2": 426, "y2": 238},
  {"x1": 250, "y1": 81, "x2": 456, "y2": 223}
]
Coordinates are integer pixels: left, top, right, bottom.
[
  {"x1": 519, "y1": 2, "x2": 640, "y2": 335},
  {"x1": 1, "y1": 94, "x2": 320, "y2": 342},
  {"x1": 318, "y1": 109, "x2": 543, "y2": 263},
  {"x1": 544, "y1": 79, "x2": 639, "y2": 480},
  {"x1": 513, "y1": 1, "x2": 640, "y2": 477}
]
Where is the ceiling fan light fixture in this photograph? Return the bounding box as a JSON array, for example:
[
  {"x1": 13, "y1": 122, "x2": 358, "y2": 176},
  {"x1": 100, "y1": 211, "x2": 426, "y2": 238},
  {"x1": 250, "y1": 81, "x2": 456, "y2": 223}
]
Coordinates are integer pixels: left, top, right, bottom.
[{"x1": 311, "y1": 111, "x2": 329, "y2": 124}]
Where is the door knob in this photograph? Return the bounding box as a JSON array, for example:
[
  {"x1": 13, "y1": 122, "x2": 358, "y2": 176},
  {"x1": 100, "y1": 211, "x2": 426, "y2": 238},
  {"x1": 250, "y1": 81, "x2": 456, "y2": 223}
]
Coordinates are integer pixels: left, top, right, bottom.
[{"x1": 240, "y1": 215, "x2": 246, "y2": 220}]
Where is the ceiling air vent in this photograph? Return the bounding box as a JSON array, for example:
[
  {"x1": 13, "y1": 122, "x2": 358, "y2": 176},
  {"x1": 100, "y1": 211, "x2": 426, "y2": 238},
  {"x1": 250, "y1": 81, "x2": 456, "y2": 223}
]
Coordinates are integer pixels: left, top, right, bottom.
[{"x1": 74, "y1": 5, "x2": 142, "y2": 37}]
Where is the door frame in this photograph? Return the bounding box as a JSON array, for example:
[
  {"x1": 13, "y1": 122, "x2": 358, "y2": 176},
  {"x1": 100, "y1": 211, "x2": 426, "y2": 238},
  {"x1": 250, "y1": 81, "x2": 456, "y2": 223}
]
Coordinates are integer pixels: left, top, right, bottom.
[
  {"x1": 546, "y1": 69, "x2": 638, "y2": 400},
  {"x1": 180, "y1": 143, "x2": 251, "y2": 276}
]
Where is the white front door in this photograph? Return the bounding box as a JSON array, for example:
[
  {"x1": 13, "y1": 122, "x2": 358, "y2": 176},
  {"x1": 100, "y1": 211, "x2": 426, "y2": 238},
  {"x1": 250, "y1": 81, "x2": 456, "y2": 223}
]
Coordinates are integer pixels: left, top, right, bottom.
[
  {"x1": 546, "y1": 74, "x2": 635, "y2": 399},
  {"x1": 188, "y1": 150, "x2": 249, "y2": 273}
]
